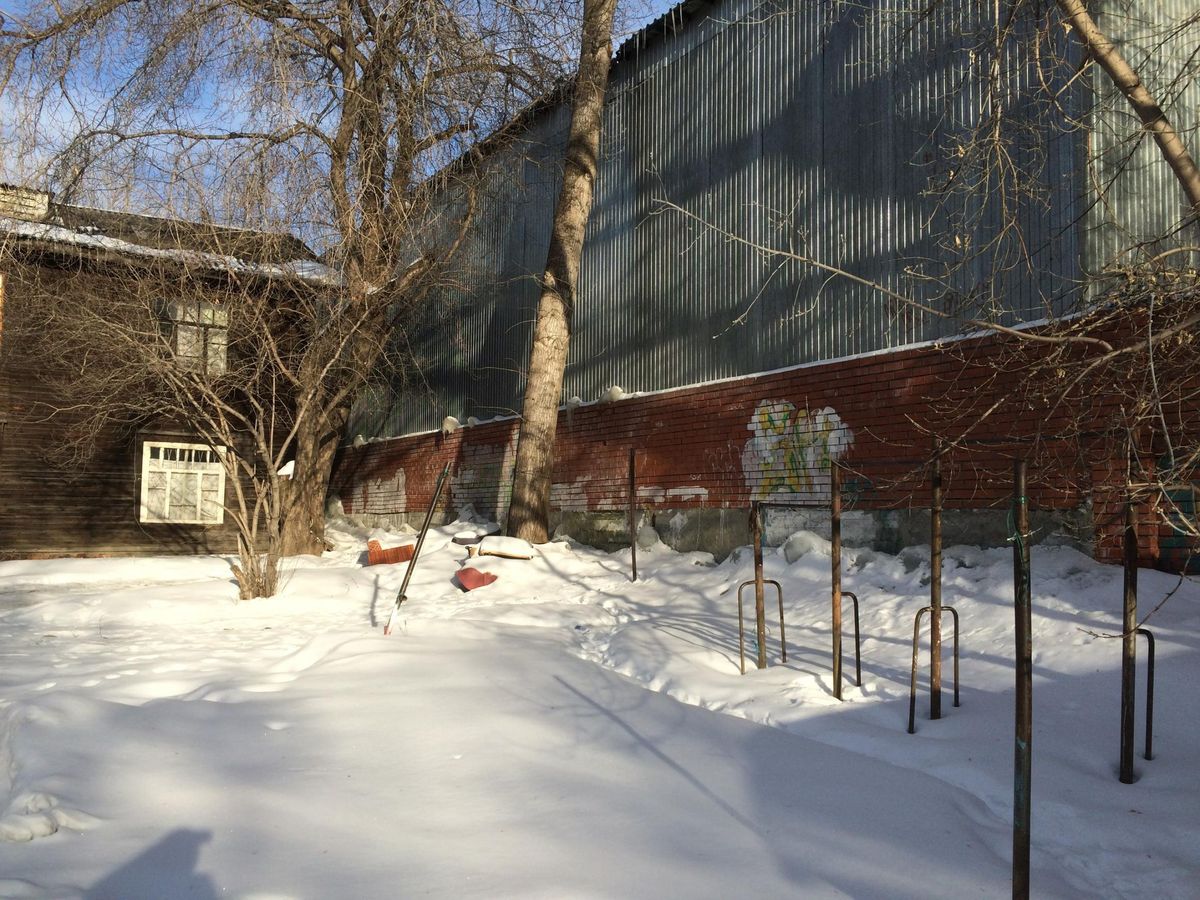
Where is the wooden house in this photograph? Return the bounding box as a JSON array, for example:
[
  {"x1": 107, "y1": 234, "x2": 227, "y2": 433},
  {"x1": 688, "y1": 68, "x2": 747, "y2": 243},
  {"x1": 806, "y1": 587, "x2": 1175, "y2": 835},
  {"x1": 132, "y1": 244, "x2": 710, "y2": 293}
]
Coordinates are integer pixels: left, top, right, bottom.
[{"x1": 0, "y1": 185, "x2": 327, "y2": 558}]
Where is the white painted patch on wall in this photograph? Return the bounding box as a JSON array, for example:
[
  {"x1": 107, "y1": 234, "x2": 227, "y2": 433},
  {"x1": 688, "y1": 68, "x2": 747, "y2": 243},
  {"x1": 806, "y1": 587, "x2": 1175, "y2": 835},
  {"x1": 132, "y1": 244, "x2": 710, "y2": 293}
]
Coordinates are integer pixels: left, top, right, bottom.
[
  {"x1": 636, "y1": 486, "x2": 666, "y2": 504},
  {"x1": 741, "y1": 401, "x2": 853, "y2": 503},
  {"x1": 550, "y1": 478, "x2": 590, "y2": 512},
  {"x1": 665, "y1": 487, "x2": 709, "y2": 501}
]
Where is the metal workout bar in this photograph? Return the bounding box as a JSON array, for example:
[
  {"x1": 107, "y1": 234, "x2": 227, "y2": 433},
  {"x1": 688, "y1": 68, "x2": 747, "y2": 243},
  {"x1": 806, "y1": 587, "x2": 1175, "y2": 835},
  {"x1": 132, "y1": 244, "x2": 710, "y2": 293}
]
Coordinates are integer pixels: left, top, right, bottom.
[
  {"x1": 735, "y1": 471, "x2": 865, "y2": 691},
  {"x1": 907, "y1": 439, "x2": 961, "y2": 732},
  {"x1": 736, "y1": 501, "x2": 787, "y2": 673},
  {"x1": 831, "y1": 462, "x2": 863, "y2": 699},
  {"x1": 1120, "y1": 496, "x2": 1158, "y2": 783}
]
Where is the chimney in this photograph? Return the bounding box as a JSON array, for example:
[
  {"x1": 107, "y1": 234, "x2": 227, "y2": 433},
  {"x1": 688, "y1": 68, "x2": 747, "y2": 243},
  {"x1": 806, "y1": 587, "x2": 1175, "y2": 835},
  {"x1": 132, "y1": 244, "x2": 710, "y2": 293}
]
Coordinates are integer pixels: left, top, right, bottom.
[{"x1": 0, "y1": 185, "x2": 52, "y2": 222}]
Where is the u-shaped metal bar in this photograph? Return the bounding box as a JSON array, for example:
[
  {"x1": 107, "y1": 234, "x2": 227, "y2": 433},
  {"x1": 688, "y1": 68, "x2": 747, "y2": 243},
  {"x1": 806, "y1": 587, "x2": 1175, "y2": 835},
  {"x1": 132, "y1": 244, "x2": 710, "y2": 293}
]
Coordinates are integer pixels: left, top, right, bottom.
[
  {"x1": 736, "y1": 579, "x2": 787, "y2": 674},
  {"x1": 908, "y1": 604, "x2": 961, "y2": 734},
  {"x1": 841, "y1": 591, "x2": 863, "y2": 687},
  {"x1": 1136, "y1": 628, "x2": 1156, "y2": 761}
]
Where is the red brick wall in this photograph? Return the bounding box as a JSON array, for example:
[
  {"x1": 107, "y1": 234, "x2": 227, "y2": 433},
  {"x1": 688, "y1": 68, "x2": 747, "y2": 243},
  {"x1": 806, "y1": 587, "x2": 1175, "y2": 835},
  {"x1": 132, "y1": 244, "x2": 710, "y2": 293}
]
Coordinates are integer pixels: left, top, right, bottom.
[{"x1": 331, "y1": 329, "x2": 1191, "y2": 569}]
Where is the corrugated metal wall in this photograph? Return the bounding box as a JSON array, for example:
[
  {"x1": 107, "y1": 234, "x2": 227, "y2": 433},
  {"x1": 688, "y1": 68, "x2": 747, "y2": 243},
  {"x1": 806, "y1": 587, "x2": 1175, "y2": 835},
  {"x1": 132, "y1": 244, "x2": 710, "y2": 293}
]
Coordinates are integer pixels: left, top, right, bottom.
[{"x1": 351, "y1": 0, "x2": 1197, "y2": 439}]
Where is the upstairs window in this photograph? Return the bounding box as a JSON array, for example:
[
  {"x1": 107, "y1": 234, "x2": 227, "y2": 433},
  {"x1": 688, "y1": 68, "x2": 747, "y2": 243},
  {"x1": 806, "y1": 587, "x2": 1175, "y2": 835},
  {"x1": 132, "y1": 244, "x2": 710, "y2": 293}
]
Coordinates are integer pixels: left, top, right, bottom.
[
  {"x1": 162, "y1": 300, "x2": 227, "y2": 375},
  {"x1": 139, "y1": 441, "x2": 226, "y2": 525}
]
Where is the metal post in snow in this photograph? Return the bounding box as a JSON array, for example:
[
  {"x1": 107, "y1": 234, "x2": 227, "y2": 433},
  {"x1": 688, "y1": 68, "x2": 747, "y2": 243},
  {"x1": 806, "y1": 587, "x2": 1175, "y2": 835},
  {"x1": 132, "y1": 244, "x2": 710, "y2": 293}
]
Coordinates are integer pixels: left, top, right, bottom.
[
  {"x1": 931, "y1": 438, "x2": 943, "y2": 720},
  {"x1": 752, "y1": 501, "x2": 767, "y2": 670},
  {"x1": 831, "y1": 460, "x2": 844, "y2": 699},
  {"x1": 628, "y1": 448, "x2": 638, "y2": 583},
  {"x1": 1120, "y1": 498, "x2": 1138, "y2": 784},
  {"x1": 1012, "y1": 459, "x2": 1032, "y2": 900}
]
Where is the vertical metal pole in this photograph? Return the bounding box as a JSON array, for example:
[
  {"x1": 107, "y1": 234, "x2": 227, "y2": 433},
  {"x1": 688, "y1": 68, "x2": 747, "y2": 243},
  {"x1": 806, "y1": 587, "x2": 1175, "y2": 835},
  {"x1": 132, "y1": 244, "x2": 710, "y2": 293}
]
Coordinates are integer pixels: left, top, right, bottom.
[
  {"x1": 831, "y1": 461, "x2": 844, "y2": 698},
  {"x1": 752, "y1": 502, "x2": 767, "y2": 670},
  {"x1": 1120, "y1": 499, "x2": 1138, "y2": 784},
  {"x1": 628, "y1": 448, "x2": 638, "y2": 583},
  {"x1": 1012, "y1": 459, "x2": 1032, "y2": 900},
  {"x1": 931, "y1": 438, "x2": 943, "y2": 720}
]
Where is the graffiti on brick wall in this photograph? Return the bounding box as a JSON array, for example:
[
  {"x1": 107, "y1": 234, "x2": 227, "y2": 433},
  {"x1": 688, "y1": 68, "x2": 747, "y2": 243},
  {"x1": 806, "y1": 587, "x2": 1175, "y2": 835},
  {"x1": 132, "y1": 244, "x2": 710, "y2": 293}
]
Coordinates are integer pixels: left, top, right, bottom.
[{"x1": 741, "y1": 400, "x2": 853, "y2": 502}]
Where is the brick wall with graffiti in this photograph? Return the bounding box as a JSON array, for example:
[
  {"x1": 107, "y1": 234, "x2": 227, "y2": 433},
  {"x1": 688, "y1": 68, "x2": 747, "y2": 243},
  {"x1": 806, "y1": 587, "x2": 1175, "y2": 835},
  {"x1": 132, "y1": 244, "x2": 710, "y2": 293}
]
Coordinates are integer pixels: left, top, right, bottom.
[{"x1": 331, "y1": 329, "x2": 1192, "y2": 570}]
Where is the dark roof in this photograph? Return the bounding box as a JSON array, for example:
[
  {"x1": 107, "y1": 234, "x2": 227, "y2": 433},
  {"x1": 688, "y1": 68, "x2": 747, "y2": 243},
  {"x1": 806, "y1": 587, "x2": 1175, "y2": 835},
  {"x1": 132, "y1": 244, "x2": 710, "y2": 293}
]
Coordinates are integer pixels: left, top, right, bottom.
[
  {"x1": 46, "y1": 202, "x2": 318, "y2": 265},
  {"x1": 1, "y1": 186, "x2": 335, "y2": 284}
]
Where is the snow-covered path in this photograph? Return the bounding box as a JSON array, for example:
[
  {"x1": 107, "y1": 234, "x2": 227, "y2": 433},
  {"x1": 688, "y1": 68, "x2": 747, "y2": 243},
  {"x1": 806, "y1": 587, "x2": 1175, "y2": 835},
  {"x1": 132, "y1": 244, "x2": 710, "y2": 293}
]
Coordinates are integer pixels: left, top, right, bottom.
[
  {"x1": 0, "y1": 521, "x2": 1196, "y2": 898},
  {"x1": 3, "y1": 620, "x2": 1022, "y2": 898}
]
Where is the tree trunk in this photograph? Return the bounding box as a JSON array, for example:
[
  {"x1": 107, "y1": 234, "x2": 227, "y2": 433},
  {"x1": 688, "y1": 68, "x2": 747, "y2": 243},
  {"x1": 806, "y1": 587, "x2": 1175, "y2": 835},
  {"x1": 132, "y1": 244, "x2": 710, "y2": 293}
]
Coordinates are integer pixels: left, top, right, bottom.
[
  {"x1": 1058, "y1": 0, "x2": 1200, "y2": 222},
  {"x1": 280, "y1": 405, "x2": 348, "y2": 556},
  {"x1": 507, "y1": 0, "x2": 618, "y2": 543}
]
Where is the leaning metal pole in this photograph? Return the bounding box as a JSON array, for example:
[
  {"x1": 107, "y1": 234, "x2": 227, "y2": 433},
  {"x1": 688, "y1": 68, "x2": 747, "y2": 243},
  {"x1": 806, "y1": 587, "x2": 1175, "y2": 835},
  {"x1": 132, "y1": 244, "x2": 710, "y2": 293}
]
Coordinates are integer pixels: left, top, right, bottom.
[
  {"x1": 831, "y1": 460, "x2": 844, "y2": 699},
  {"x1": 1012, "y1": 459, "x2": 1032, "y2": 900},
  {"x1": 1120, "y1": 498, "x2": 1138, "y2": 784},
  {"x1": 931, "y1": 438, "x2": 944, "y2": 720}
]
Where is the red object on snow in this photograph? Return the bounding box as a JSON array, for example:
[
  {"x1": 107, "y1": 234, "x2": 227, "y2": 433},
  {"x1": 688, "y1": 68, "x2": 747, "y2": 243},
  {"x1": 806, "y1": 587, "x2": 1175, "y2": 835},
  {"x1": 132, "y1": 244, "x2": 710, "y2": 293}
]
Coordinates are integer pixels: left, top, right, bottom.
[
  {"x1": 367, "y1": 540, "x2": 415, "y2": 566},
  {"x1": 456, "y1": 567, "x2": 499, "y2": 591}
]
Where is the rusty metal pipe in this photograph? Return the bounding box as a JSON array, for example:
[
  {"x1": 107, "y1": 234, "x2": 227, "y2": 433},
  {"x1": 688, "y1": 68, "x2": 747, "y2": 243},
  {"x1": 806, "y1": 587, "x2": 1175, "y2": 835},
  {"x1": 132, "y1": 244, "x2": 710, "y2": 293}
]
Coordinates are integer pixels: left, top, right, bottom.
[
  {"x1": 736, "y1": 588, "x2": 746, "y2": 675},
  {"x1": 908, "y1": 604, "x2": 960, "y2": 733},
  {"x1": 628, "y1": 448, "x2": 638, "y2": 583},
  {"x1": 831, "y1": 461, "x2": 844, "y2": 699},
  {"x1": 752, "y1": 501, "x2": 767, "y2": 670},
  {"x1": 1012, "y1": 459, "x2": 1032, "y2": 900},
  {"x1": 844, "y1": 590, "x2": 862, "y2": 686},
  {"x1": 737, "y1": 579, "x2": 786, "y2": 673},
  {"x1": 1120, "y1": 499, "x2": 1138, "y2": 784},
  {"x1": 1137, "y1": 628, "x2": 1155, "y2": 761},
  {"x1": 908, "y1": 607, "x2": 928, "y2": 734},
  {"x1": 931, "y1": 438, "x2": 943, "y2": 719}
]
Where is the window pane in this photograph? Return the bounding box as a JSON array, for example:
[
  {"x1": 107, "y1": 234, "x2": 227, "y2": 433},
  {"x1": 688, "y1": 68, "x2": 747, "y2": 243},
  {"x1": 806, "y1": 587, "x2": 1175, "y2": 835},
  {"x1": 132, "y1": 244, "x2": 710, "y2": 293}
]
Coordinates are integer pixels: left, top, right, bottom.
[
  {"x1": 145, "y1": 471, "x2": 168, "y2": 519},
  {"x1": 150, "y1": 446, "x2": 160, "y2": 460},
  {"x1": 177, "y1": 324, "x2": 203, "y2": 366},
  {"x1": 200, "y1": 473, "x2": 222, "y2": 523},
  {"x1": 169, "y1": 472, "x2": 199, "y2": 519},
  {"x1": 207, "y1": 328, "x2": 228, "y2": 375}
]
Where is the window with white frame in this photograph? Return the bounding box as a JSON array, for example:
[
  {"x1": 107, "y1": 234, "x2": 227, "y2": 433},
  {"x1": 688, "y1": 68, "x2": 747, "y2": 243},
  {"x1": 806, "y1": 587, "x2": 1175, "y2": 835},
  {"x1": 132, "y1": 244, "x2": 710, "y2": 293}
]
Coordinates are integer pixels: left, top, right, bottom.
[
  {"x1": 162, "y1": 299, "x2": 228, "y2": 375},
  {"x1": 139, "y1": 441, "x2": 226, "y2": 525}
]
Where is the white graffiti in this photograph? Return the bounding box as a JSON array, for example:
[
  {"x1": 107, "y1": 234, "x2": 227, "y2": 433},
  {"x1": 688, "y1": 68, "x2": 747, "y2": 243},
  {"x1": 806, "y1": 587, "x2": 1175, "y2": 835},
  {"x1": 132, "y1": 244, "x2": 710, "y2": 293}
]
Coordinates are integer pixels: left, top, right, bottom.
[{"x1": 741, "y1": 400, "x2": 853, "y2": 502}]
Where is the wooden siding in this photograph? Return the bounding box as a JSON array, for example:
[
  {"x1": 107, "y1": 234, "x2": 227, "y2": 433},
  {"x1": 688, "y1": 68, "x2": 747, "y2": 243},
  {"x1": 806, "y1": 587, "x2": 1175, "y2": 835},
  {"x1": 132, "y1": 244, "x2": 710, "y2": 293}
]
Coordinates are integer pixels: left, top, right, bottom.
[{"x1": 0, "y1": 257, "x2": 246, "y2": 558}]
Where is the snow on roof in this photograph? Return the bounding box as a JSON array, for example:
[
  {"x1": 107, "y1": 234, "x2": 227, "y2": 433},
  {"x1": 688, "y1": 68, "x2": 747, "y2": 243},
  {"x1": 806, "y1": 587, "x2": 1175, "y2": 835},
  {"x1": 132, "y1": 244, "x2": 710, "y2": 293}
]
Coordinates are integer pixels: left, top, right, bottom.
[{"x1": 1, "y1": 214, "x2": 341, "y2": 287}]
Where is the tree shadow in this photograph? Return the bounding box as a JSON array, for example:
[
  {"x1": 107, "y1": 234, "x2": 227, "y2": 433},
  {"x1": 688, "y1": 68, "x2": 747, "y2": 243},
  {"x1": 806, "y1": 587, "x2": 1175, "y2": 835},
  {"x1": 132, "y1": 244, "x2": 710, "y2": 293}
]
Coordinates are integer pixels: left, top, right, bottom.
[{"x1": 84, "y1": 828, "x2": 215, "y2": 900}]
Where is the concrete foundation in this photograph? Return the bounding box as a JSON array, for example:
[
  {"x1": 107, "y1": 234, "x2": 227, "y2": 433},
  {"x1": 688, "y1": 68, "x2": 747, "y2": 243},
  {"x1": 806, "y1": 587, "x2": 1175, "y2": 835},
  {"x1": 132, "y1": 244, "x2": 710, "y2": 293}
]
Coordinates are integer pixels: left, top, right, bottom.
[
  {"x1": 549, "y1": 504, "x2": 1093, "y2": 561},
  {"x1": 343, "y1": 502, "x2": 1093, "y2": 562}
]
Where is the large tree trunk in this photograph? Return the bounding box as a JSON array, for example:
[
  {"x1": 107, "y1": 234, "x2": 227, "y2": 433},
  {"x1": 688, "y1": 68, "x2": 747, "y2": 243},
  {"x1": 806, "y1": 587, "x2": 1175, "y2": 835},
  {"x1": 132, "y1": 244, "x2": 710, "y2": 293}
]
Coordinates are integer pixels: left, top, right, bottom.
[
  {"x1": 1058, "y1": 0, "x2": 1200, "y2": 221},
  {"x1": 280, "y1": 405, "x2": 348, "y2": 556},
  {"x1": 507, "y1": 0, "x2": 618, "y2": 543}
]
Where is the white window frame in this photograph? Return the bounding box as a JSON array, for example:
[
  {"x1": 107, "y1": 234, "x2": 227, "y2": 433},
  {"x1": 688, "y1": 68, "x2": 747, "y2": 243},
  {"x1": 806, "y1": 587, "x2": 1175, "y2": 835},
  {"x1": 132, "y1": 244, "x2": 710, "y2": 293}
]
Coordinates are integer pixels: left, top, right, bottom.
[{"x1": 139, "y1": 440, "x2": 227, "y2": 525}]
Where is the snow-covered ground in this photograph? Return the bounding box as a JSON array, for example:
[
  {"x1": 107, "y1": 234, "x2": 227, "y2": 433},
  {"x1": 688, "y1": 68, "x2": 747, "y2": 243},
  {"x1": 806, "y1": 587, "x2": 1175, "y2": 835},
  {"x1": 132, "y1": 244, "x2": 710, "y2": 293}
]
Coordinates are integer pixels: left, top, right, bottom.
[{"x1": 0, "y1": 519, "x2": 1196, "y2": 898}]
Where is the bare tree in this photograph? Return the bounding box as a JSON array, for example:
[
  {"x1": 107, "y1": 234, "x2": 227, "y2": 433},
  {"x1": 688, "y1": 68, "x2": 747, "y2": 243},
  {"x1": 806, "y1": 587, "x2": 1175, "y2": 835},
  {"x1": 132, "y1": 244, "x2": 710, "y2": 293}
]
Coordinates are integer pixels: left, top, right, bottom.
[
  {"x1": 508, "y1": 0, "x2": 619, "y2": 543},
  {"x1": 1056, "y1": 0, "x2": 1200, "y2": 219},
  {"x1": 1, "y1": 0, "x2": 573, "y2": 591}
]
